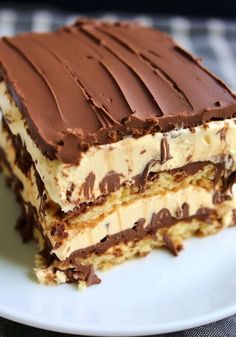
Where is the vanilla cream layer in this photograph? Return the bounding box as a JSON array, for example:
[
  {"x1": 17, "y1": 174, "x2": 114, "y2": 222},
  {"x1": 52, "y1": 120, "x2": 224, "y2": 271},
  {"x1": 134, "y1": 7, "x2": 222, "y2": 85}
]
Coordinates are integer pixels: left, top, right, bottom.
[
  {"x1": 1, "y1": 116, "x2": 235, "y2": 261},
  {"x1": 1, "y1": 82, "x2": 236, "y2": 212},
  {"x1": 54, "y1": 187, "x2": 236, "y2": 260}
]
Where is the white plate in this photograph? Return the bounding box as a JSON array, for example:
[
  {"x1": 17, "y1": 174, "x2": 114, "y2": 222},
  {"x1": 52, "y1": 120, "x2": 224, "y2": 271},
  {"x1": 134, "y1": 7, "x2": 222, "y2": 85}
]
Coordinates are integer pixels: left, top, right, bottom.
[{"x1": 1, "y1": 175, "x2": 236, "y2": 336}]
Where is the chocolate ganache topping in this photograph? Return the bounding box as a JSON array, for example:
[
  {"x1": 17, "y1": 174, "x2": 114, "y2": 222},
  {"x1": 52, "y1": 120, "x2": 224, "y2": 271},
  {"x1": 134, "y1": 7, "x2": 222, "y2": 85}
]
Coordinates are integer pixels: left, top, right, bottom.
[{"x1": 0, "y1": 18, "x2": 236, "y2": 163}]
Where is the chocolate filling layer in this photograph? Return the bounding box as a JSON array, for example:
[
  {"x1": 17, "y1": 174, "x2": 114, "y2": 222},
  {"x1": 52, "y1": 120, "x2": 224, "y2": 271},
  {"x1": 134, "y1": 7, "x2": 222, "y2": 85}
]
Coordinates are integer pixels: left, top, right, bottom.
[{"x1": 68, "y1": 206, "x2": 217, "y2": 263}]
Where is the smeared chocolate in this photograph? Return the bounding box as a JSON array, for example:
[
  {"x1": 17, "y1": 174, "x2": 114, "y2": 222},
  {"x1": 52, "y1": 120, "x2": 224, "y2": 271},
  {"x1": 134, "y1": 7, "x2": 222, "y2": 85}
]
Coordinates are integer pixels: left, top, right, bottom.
[
  {"x1": 81, "y1": 172, "x2": 95, "y2": 199},
  {"x1": 149, "y1": 208, "x2": 175, "y2": 235},
  {"x1": 99, "y1": 171, "x2": 122, "y2": 194},
  {"x1": 174, "y1": 161, "x2": 209, "y2": 176},
  {"x1": 142, "y1": 159, "x2": 159, "y2": 181},
  {"x1": 163, "y1": 233, "x2": 182, "y2": 256},
  {"x1": 0, "y1": 19, "x2": 236, "y2": 164},
  {"x1": 213, "y1": 191, "x2": 222, "y2": 204},
  {"x1": 213, "y1": 190, "x2": 231, "y2": 204},
  {"x1": 176, "y1": 203, "x2": 189, "y2": 219},
  {"x1": 62, "y1": 195, "x2": 108, "y2": 219},
  {"x1": 13, "y1": 135, "x2": 32, "y2": 176},
  {"x1": 34, "y1": 169, "x2": 44, "y2": 197},
  {"x1": 160, "y1": 137, "x2": 173, "y2": 164},
  {"x1": 0, "y1": 146, "x2": 24, "y2": 197},
  {"x1": 39, "y1": 193, "x2": 48, "y2": 216},
  {"x1": 214, "y1": 163, "x2": 225, "y2": 185},
  {"x1": 217, "y1": 124, "x2": 229, "y2": 141},
  {"x1": 186, "y1": 154, "x2": 193, "y2": 162},
  {"x1": 195, "y1": 207, "x2": 216, "y2": 224},
  {"x1": 50, "y1": 223, "x2": 68, "y2": 239},
  {"x1": 64, "y1": 265, "x2": 101, "y2": 286},
  {"x1": 134, "y1": 159, "x2": 159, "y2": 192},
  {"x1": 15, "y1": 202, "x2": 35, "y2": 242},
  {"x1": 226, "y1": 171, "x2": 236, "y2": 192},
  {"x1": 2, "y1": 117, "x2": 32, "y2": 176},
  {"x1": 38, "y1": 247, "x2": 55, "y2": 267},
  {"x1": 66, "y1": 183, "x2": 75, "y2": 202}
]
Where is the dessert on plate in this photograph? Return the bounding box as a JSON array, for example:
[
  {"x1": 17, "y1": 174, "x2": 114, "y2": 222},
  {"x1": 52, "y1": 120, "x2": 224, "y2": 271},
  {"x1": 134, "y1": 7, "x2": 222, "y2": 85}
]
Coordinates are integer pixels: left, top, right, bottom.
[{"x1": 0, "y1": 18, "x2": 236, "y2": 288}]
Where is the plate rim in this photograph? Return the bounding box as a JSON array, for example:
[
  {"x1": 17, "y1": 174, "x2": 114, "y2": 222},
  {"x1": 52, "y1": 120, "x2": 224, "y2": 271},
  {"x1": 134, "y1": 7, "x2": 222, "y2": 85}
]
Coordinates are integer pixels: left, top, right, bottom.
[{"x1": 0, "y1": 302, "x2": 235, "y2": 336}]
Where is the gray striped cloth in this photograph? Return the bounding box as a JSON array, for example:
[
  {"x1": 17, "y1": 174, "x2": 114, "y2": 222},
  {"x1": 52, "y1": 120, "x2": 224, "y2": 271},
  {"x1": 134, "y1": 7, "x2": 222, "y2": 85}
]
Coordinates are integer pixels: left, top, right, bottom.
[{"x1": 0, "y1": 8, "x2": 236, "y2": 337}]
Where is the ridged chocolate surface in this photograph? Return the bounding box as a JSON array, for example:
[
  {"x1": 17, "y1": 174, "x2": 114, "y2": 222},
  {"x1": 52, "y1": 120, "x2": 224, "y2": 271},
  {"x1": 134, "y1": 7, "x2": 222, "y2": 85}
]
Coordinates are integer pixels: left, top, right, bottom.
[{"x1": 0, "y1": 18, "x2": 236, "y2": 163}]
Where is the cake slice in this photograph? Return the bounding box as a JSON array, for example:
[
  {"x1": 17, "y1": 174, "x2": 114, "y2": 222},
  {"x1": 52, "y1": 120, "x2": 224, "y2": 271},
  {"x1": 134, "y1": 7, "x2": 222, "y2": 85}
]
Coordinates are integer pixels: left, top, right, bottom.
[{"x1": 0, "y1": 18, "x2": 236, "y2": 288}]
